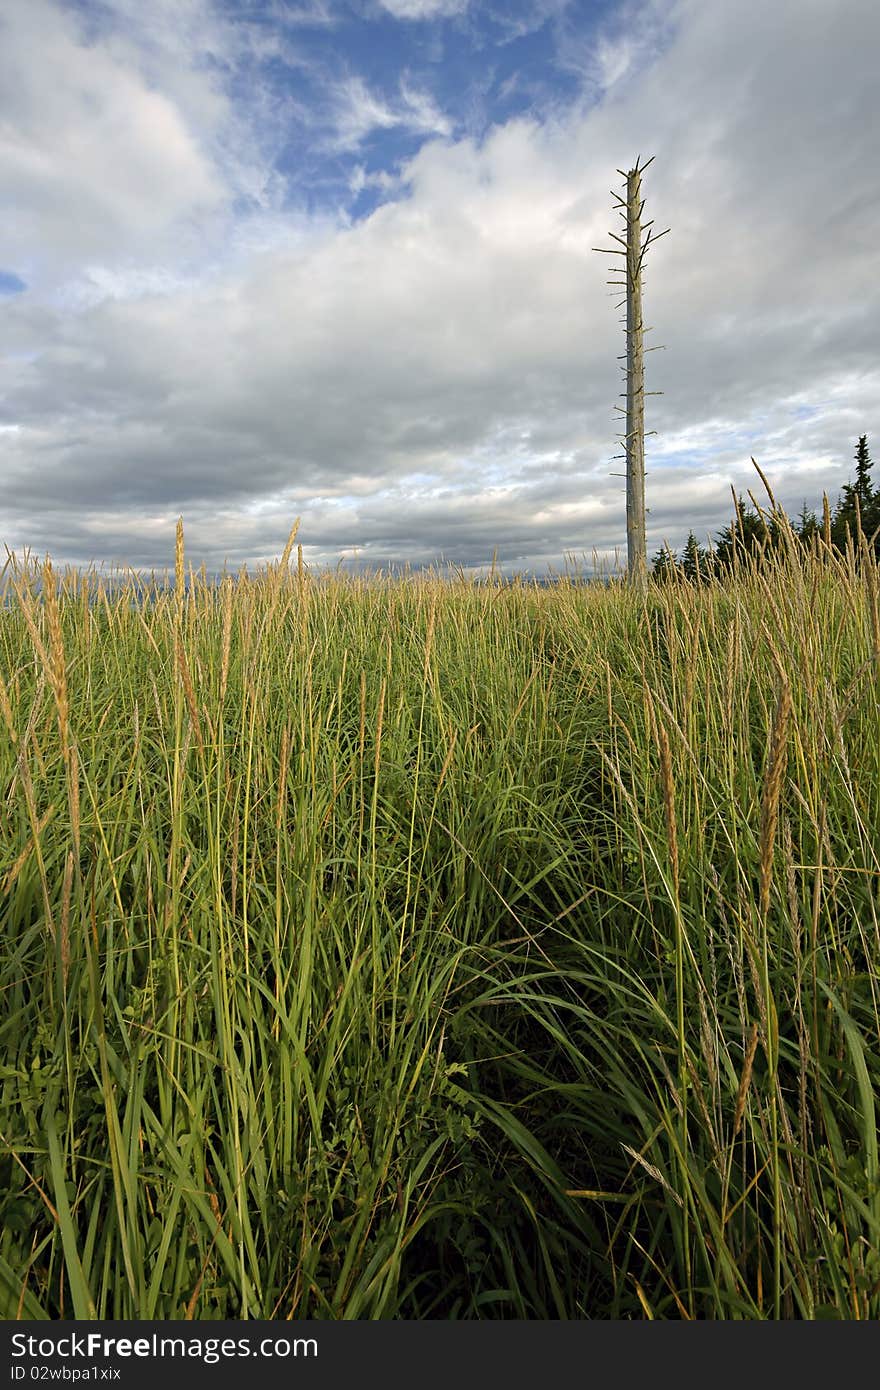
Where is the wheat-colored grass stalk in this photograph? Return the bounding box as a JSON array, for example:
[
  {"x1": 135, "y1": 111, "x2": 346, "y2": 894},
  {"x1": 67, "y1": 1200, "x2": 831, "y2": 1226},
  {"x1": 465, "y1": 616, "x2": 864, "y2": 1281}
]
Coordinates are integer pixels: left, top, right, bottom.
[
  {"x1": 17, "y1": 752, "x2": 54, "y2": 944},
  {"x1": 865, "y1": 555, "x2": 880, "y2": 672},
  {"x1": 279, "y1": 518, "x2": 301, "y2": 576},
  {"x1": 43, "y1": 560, "x2": 69, "y2": 763},
  {"x1": 220, "y1": 576, "x2": 233, "y2": 706},
  {"x1": 782, "y1": 814, "x2": 800, "y2": 933},
  {"x1": 0, "y1": 670, "x2": 17, "y2": 744},
  {"x1": 751, "y1": 456, "x2": 779, "y2": 513},
  {"x1": 657, "y1": 720, "x2": 679, "y2": 900},
  {"x1": 13, "y1": 578, "x2": 50, "y2": 676},
  {"x1": 2, "y1": 805, "x2": 55, "y2": 895},
  {"x1": 374, "y1": 675, "x2": 386, "y2": 782},
  {"x1": 175, "y1": 518, "x2": 185, "y2": 616},
  {"x1": 276, "y1": 723, "x2": 290, "y2": 834},
  {"x1": 423, "y1": 594, "x2": 437, "y2": 680},
  {"x1": 60, "y1": 850, "x2": 73, "y2": 989},
  {"x1": 759, "y1": 681, "x2": 792, "y2": 921},
  {"x1": 67, "y1": 740, "x2": 80, "y2": 861},
  {"x1": 822, "y1": 493, "x2": 832, "y2": 551},
  {"x1": 176, "y1": 638, "x2": 204, "y2": 755},
  {"x1": 733, "y1": 1021, "x2": 760, "y2": 1139}
]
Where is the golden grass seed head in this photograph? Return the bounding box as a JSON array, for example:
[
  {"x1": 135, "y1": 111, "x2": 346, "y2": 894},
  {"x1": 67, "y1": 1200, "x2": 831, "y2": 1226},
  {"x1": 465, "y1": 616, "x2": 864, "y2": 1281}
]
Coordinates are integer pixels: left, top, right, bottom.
[{"x1": 759, "y1": 680, "x2": 792, "y2": 921}]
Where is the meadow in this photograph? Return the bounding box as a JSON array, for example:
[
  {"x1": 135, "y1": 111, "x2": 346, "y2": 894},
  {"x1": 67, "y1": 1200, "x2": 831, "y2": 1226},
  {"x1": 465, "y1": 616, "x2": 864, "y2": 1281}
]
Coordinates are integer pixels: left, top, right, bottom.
[{"x1": 1, "y1": 520, "x2": 878, "y2": 1320}]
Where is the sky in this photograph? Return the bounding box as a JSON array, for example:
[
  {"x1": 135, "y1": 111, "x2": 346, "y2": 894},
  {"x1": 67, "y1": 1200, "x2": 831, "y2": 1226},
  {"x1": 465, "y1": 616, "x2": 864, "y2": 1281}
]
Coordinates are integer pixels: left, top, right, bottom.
[{"x1": 1, "y1": 0, "x2": 878, "y2": 577}]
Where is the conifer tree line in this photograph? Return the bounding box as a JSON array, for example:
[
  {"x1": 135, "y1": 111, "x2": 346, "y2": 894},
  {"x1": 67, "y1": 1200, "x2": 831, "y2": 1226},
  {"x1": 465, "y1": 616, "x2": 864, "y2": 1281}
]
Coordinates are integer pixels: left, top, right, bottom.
[{"x1": 652, "y1": 435, "x2": 879, "y2": 580}]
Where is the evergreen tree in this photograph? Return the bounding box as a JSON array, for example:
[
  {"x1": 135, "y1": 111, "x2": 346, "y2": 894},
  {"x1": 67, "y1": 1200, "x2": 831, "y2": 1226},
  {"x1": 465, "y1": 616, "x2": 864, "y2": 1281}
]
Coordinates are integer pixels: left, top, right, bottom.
[
  {"x1": 654, "y1": 436, "x2": 878, "y2": 578},
  {"x1": 854, "y1": 434, "x2": 873, "y2": 507},
  {"x1": 795, "y1": 501, "x2": 819, "y2": 546},
  {"x1": 681, "y1": 530, "x2": 710, "y2": 583},
  {"x1": 831, "y1": 488, "x2": 854, "y2": 549},
  {"x1": 651, "y1": 544, "x2": 679, "y2": 582},
  {"x1": 852, "y1": 436, "x2": 880, "y2": 556},
  {"x1": 714, "y1": 497, "x2": 765, "y2": 572},
  {"x1": 831, "y1": 435, "x2": 875, "y2": 550},
  {"x1": 795, "y1": 503, "x2": 823, "y2": 556}
]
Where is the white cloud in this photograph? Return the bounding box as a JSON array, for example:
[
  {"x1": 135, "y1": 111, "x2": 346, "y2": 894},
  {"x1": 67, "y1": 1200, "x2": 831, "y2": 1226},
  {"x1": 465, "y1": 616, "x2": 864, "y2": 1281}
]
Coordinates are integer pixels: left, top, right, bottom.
[
  {"x1": 0, "y1": 0, "x2": 227, "y2": 282},
  {"x1": 555, "y1": 0, "x2": 675, "y2": 92},
  {"x1": 375, "y1": 0, "x2": 470, "y2": 20},
  {"x1": 399, "y1": 78, "x2": 454, "y2": 137},
  {"x1": 593, "y1": 34, "x2": 635, "y2": 89},
  {"x1": 0, "y1": 0, "x2": 304, "y2": 294},
  {"x1": 329, "y1": 75, "x2": 400, "y2": 147},
  {"x1": 326, "y1": 74, "x2": 452, "y2": 150}
]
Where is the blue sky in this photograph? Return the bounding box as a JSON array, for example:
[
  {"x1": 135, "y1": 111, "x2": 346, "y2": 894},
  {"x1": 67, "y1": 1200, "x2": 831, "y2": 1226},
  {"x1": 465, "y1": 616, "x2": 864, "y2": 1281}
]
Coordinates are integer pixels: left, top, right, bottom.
[
  {"x1": 251, "y1": 0, "x2": 598, "y2": 219},
  {"x1": 0, "y1": 0, "x2": 877, "y2": 573},
  {"x1": 0, "y1": 271, "x2": 27, "y2": 296}
]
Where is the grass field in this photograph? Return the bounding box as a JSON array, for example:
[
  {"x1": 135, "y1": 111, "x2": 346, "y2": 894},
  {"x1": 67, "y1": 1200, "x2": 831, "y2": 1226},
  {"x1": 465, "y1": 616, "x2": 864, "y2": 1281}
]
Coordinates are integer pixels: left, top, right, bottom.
[{"x1": 1, "y1": 523, "x2": 879, "y2": 1319}]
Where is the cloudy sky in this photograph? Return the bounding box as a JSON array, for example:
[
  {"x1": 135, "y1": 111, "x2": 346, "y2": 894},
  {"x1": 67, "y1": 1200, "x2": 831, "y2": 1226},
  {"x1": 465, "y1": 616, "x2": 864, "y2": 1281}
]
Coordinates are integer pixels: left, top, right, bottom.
[{"x1": 1, "y1": 0, "x2": 878, "y2": 575}]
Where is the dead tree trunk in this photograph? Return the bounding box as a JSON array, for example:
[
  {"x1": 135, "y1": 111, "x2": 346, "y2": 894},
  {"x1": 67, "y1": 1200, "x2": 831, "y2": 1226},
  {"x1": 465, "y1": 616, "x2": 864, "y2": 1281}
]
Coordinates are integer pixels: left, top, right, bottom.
[
  {"x1": 624, "y1": 166, "x2": 646, "y2": 583},
  {"x1": 594, "y1": 156, "x2": 668, "y2": 585}
]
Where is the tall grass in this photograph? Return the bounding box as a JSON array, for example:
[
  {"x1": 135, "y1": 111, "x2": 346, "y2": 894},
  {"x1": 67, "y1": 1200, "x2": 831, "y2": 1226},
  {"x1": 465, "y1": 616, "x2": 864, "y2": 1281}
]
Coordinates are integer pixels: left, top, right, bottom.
[{"x1": 1, "y1": 525, "x2": 878, "y2": 1319}]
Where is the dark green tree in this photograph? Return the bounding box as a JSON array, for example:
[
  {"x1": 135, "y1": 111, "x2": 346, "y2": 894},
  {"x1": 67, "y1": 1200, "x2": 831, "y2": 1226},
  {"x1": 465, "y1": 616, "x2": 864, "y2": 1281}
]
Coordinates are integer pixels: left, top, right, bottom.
[
  {"x1": 681, "y1": 530, "x2": 710, "y2": 583},
  {"x1": 714, "y1": 496, "x2": 765, "y2": 572},
  {"x1": 831, "y1": 435, "x2": 875, "y2": 550},
  {"x1": 651, "y1": 544, "x2": 680, "y2": 582},
  {"x1": 667, "y1": 437, "x2": 878, "y2": 579},
  {"x1": 852, "y1": 436, "x2": 880, "y2": 555},
  {"x1": 854, "y1": 434, "x2": 873, "y2": 507},
  {"x1": 795, "y1": 501, "x2": 819, "y2": 547}
]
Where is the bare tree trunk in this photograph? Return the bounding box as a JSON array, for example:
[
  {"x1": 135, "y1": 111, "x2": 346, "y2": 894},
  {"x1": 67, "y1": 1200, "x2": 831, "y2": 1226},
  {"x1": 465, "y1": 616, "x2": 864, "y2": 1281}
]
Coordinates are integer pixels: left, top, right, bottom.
[
  {"x1": 625, "y1": 166, "x2": 646, "y2": 585},
  {"x1": 594, "y1": 157, "x2": 668, "y2": 586}
]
